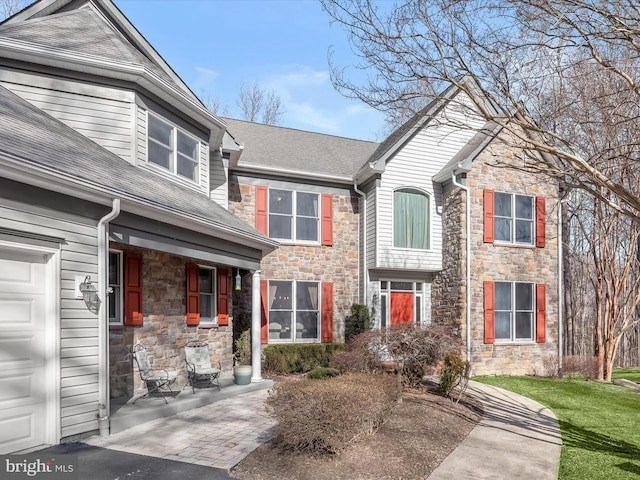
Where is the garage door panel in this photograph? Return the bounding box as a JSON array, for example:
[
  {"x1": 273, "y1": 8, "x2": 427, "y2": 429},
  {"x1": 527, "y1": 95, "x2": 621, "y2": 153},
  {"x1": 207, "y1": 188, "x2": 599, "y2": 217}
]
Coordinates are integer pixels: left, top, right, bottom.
[
  {"x1": 0, "y1": 335, "x2": 45, "y2": 370},
  {"x1": 0, "y1": 372, "x2": 44, "y2": 407},
  {"x1": 0, "y1": 294, "x2": 45, "y2": 328},
  {"x1": 0, "y1": 255, "x2": 46, "y2": 294},
  {"x1": 0, "y1": 404, "x2": 45, "y2": 454}
]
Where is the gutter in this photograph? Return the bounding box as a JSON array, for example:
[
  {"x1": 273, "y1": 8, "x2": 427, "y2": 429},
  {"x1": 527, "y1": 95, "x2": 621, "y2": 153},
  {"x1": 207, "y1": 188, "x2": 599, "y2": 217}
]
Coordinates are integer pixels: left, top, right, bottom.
[
  {"x1": 558, "y1": 194, "x2": 564, "y2": 370},
  {"x1": 97, "y1": 198, "x2": 121, "y2": 436},
  {"x1": 451, "y1": 168, "x2": 472, "y2": 364}
]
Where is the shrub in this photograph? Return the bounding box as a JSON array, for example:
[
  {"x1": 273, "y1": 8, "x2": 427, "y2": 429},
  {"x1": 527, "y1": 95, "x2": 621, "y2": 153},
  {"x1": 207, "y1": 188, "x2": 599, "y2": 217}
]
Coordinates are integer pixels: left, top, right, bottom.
[
  {"x1": 266, "y1": 372, "x2": 400, "y2": 454},
  {"x1": 306, "y1": 367, "x2": 339, "y2": 379},
  {"x1": 347, "y1": 303, "x2": 374, "y2": 341},
  {"x1": 437, "y1": 351, "x2": 471, "y2": 403},
  {"x1": 262, "y1": 343, "x2": 346, "y2": 374},
  {"x1": 562, "y1": 355, "x2": 599, "y2": 380},
  {"x1": 330, "y1": 331, "x2": 384, "y2": 374}
]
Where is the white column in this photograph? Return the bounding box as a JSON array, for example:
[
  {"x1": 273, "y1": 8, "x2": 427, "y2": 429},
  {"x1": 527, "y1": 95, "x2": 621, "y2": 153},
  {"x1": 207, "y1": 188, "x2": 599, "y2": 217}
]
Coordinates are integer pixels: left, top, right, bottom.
[{"x1": 251, "y1": 269, "x2": 263, "y2": 382}]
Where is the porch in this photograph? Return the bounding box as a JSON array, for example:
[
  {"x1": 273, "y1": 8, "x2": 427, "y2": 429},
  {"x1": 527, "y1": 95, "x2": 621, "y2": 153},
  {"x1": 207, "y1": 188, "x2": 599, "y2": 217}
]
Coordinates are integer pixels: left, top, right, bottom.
[{"x1": 108, "y1": 377, "x2": 274, "y2": 434}]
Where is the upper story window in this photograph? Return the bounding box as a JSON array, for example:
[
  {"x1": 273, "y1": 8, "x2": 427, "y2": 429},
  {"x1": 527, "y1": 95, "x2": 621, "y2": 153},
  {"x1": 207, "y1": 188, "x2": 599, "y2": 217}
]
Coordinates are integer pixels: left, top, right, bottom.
[
  {"x1": 393, "y1": 188, "x2": 430, "y2": 250},
  {"x1": 255, "y1": 186, "x2": 333, "y2": 246},
  {"x1": 483, "y1": 189, "x2": 546, "y2": 248},
  {"x1": 269, "y1": 189, "x2": 320, "y2": 243},
  {"x1": 494, "y1": 192, "x2": 534, "y2": 244},
  {"x1": 148, "y1": 113, "x2": 199, "y2": 182}
]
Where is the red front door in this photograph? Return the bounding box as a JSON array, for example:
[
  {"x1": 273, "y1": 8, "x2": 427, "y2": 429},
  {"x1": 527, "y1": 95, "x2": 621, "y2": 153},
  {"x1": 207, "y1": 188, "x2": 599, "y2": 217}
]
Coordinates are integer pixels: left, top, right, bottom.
[{"x1": 390, "y1": 292, "x2": 414, "y2": 326}]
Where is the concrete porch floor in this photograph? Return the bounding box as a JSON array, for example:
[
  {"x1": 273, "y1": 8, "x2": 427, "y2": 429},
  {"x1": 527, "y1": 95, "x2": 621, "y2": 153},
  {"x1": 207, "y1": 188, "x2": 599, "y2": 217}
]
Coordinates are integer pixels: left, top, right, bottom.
[{"x1": 108, "y1": 377, "x2": 274, "y2": 434}]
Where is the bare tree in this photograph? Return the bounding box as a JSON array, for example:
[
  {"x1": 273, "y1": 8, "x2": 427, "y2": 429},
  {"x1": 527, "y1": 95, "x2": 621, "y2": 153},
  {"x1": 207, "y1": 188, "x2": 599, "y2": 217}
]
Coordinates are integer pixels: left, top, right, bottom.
[
  {"x1": 199, "y1": 89, "x2": 229, "y2": 118},
  {"x1": 237, "y1": 83, "x2": 285, "y2": 125},
  {"x1": 322, "y1": 0, "x2": 640, "y2": 378},
  {"x1": 1, "y1": 0, "x2": 28, "y2": 20},
  {"x1": 321, "y1": 0, "x2": 640, "y2": 222}
]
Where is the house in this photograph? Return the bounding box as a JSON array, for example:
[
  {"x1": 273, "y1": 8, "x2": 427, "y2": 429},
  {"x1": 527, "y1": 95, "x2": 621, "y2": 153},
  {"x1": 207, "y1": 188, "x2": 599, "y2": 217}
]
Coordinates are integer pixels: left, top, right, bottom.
[
  {"x1": 0, "y1": 0, "x2": 276, "y2": 453},
  {"x1": 0, "y1": 0, "x2": 560, "y2": 455},
  {"x1": 224, "y1": 77, "x2": 560, "y2": 376}
]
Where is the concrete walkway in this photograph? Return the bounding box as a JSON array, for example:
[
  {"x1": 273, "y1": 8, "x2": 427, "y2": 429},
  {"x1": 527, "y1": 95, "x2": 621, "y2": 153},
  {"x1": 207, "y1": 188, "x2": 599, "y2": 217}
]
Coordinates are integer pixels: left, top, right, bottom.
[
  {"x1": 78, "y1": 378, "x2": 561, "y2": 479},
  {"x1": 428, "y1": 380, "x2": 562, "y2": 479}
]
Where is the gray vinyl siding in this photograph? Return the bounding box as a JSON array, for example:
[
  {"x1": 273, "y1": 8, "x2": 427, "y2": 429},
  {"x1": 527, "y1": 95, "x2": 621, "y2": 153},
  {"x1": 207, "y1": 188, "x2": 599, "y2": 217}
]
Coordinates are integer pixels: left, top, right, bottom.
[
  {"x1": 375, "y1": 98, "x2": 485, "y2": 271},
  {"x1": 0, "y1": 200, "x2": 100, "y2": 439},
  {"x1": 1, "y1": 81, "x2": 134, "y2": 163},
  {"x1": 209, "y1": 149, "x2": 229, "y2": 208}
]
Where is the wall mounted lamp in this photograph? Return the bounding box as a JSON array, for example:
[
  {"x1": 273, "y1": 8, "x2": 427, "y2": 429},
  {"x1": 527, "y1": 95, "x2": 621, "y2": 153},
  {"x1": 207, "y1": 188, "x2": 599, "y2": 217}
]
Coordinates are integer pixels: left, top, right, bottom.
[
  {"x1": 79, "y1": 275, "x2": 101, "y2": 314},
  {"x1": 235, "y1": 269, "x2": 242, "y2": 291}
]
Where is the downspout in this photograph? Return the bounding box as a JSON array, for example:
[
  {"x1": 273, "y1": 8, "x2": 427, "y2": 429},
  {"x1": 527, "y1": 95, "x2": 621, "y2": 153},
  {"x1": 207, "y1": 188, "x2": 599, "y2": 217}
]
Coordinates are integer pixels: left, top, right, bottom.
[
  {"x1": 353, "y1": 180, "x2": 367, "y2": 317},
  {"x1": 452, "y1": 170, "x2": 471, "y2": 364},
  {"x1": 558, "y1": 194, "x2": 564, "y2": 371},
  {"x1": 97, "y1": 198, "x2": 121, "y2": 436}
]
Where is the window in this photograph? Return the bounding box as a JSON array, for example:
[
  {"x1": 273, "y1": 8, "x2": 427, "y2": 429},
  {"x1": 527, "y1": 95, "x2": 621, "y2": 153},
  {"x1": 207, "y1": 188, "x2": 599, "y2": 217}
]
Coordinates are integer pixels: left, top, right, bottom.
[
  {"x1": 268, "y1": 280, "x2": 319, "y2": 342},
  {"x1": 268, "y1": 189, "x2": 320, "y2": 242},
  {"x1": 494, "y1": 192, "x2": 534, "y2": 244},
  {"x1": 186, "y1": 264, "x2": 228, "y2": 326},
  {"x1": 198, "y1": 267, "x2": 216, "y2": 323},
  {"x1": 394, "y1": 188, "x2": 430, "y2": 249},
  {"x1": 495, "y1": 282, "x2": 535, "y2": 341},
  {"x1": 148, "y1": 113, "x2": 199, "y2": 182},
  {"x1": 484, "y1": 190, "x2": 546, "y2": 247},
  {"x1": 108, "y1": 250, "x2": 122, "y2": 324}
]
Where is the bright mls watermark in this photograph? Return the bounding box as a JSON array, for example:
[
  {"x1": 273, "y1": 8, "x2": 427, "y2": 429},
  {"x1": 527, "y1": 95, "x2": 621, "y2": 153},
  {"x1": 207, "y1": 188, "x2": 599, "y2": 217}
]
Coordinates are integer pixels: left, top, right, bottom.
[{"x1": 1, "y1": 455, "x2": 78, "y2": 479}]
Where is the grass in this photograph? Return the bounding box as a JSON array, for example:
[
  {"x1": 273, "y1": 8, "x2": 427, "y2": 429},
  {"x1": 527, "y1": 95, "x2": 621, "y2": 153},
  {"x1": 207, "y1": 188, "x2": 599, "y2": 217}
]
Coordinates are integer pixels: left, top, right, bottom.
[
  {"x1": 475, "y1": 368, "x2": 640, "y2": 480},
  {"x1": 612, "y1": 367, "x2": 640, "y2": 384}
]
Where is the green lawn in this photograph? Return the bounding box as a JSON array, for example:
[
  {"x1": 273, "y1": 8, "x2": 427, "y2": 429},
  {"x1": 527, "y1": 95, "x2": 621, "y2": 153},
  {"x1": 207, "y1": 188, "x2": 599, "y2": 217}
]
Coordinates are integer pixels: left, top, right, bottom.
[
  {"x1": 475, "y1": 369, "x2": 640, "y2": 480},
  {"x1": 612, "y1": 367, "x2": 640, "y2": 384}
]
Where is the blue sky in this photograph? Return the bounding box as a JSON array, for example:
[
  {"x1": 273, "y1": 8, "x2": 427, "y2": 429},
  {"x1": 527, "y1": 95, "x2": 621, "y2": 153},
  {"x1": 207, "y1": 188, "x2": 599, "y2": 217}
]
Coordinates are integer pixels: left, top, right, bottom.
[{"x1": 114, "y1": 0, "x2": 386, "y2": 141}]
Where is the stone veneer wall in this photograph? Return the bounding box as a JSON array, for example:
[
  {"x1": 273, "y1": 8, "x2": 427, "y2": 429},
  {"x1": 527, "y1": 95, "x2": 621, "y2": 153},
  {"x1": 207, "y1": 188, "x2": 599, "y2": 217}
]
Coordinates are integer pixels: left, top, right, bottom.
[
  {"x1": 109, "y1": 245, "x2": 234, "y2": 399},
  {"x1": 467, "y1": 141, "x2": 559, "y2": 375},
  {"x1": 431, "y1": 186, "x2": 466, "y2": 343},
  {"x1": 228, "y1": 180, "x2": 360, "y2": 343}
]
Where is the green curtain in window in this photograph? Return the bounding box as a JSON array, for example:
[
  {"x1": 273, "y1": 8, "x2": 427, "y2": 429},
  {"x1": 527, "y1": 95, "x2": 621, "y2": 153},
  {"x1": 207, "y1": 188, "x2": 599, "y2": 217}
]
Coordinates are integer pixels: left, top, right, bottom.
[{"x1": 394, "y1": 189, "x2": 429, "y2": 249}]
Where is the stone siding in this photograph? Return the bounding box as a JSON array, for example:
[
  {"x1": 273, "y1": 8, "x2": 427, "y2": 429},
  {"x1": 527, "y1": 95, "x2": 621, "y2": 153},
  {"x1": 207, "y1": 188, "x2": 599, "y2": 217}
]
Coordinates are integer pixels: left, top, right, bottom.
[
  {"x1": 437, "y1": 139, "x2": 560, "y2": 376},
  {"x1": 228, "y1": 180, "x2": 360, "y2": 342},
  {"x1": 109, "y1": 245, "x2": 234, "y2": 399}
]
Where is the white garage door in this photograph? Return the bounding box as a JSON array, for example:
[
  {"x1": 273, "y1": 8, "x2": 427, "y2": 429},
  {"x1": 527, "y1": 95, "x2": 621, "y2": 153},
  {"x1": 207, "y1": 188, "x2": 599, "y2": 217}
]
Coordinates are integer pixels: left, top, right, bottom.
[{"x1": 0, "y1": 248, "x2": 48, "y2": 453}]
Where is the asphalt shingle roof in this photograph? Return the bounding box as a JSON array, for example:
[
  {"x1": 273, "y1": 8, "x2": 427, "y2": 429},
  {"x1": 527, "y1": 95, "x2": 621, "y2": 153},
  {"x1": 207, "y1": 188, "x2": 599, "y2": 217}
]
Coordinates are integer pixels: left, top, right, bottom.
[
  {"x1": 222, "y1": 117, "x2": 379, "y2": 180},
  {"x1": 0, "y1": 84, "x2": 272, "y2": 246}
]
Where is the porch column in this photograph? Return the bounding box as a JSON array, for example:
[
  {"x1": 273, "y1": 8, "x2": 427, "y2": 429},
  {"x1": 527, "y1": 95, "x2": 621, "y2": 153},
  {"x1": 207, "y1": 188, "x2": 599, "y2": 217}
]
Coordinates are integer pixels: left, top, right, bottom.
[{"x1": 251, "y1": 269, "x2": 263, "y2": 382}]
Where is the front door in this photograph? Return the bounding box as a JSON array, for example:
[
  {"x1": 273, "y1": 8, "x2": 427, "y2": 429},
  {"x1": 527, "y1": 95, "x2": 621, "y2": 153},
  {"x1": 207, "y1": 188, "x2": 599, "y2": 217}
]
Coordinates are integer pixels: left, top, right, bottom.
[
  {"x1": 390, "y1": 292, "x2": 414, "y2": 326},
  {"x1": 0, "y1": 248, "x2": 49, "y2": 453}
]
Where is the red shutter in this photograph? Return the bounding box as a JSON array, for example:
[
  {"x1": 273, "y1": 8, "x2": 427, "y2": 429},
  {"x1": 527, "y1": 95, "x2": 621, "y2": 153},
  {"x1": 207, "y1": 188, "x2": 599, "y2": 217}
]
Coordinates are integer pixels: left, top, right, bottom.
[
  {"x1": 217, "y1": 269, "x2": 229, "y2": 326},
  {"x1": 185, "y1": 263, "x2": 200, "y2": 326},
  {"x1": 255, "y1": 186, "x2": 268, "y2": 235},
  {"x1": 321, "y1": 193, "x2": 333, "y2": 246},
  {"x1": 536, "y1": 284, "x2": 546, "y2": 343},
  {"x1": 483, "y1": 189, "x2": 495, "y2": 243},
  {"x1": 124, "y1": 253, "x2": 143, "y2": 326},
  {"x1": 536, "y1": 196, "x2": 546, "y2": 248},
  {"x1": 484, "y1": 281, "x2": 495, "y2": 344},
  {"x1": 321, "y1": 282, "x2": 334, "y2": 343},
  {"x1": 260, "y1": 280, "x2": 268, "y2": 344}
]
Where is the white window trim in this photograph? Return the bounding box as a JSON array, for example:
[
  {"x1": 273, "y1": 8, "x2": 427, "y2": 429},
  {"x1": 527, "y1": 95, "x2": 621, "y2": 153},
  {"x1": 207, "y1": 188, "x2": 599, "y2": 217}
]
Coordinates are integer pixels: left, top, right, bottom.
[
  {"x1": 147, "y1": 111, "x2": 200, "y2": 185},
  {"x1": 268, "y1": 189, "x2": 321, "y2": 245},
  {"x1": 268, "y1": 279, "x2": 321, "y2": 343},
  {"x1": 198, "y1": 265, "x2": 217, "y2": 326},
  {"x1": 108, "y1": 249, "x2": 123, "y2": 325},
  {"x1": 494, "y1": 281, "x2": 536, "y2": 343},
  {"x1": 494, "y1": 192, "x2": 535, "y2": 246},
  {"x1": 392, "y1": 187, "x2": 432, "y2": 251}
]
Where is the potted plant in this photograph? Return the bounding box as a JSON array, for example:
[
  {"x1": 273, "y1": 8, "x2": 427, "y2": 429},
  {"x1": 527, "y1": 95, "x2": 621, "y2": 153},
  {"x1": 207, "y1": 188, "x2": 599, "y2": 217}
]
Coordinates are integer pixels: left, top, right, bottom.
[{"x1": 233, "y1": 329, "x2": 252, "y2": 385}]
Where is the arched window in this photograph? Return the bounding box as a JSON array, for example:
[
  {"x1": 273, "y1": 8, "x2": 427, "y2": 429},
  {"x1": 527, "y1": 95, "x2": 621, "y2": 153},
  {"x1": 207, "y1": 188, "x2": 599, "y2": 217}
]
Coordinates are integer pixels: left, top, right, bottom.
[{"x1": 393, "y1": 188, "x2": 430, "y2": 250}]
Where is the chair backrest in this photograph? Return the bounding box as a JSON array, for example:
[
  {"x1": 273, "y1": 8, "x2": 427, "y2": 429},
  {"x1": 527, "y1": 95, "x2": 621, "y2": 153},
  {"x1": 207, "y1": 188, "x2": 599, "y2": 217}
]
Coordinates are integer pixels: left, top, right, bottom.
[
  {"x1": 133, "y1": 345, "x2": 153, "y2": 379},
  {"x1": 185, "y1": 343, "x2": 212, "y2": 369}
]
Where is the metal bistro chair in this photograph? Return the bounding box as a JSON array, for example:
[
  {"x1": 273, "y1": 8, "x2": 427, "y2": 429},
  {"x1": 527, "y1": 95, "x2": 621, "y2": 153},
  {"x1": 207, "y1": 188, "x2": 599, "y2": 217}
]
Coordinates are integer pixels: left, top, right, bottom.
[
  {"x1": 184, "y1": 340, "x2": 221, "y2": 393},
  {"x1": 132, "y1": 344, "x2": 178, "y2": 404}
]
